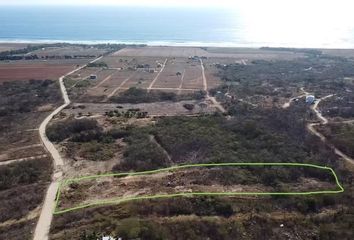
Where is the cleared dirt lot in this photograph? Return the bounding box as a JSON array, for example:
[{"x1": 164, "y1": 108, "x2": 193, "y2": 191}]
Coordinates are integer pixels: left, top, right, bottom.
[{"x1": 0, "y1": 59, "x2": 90, "y2": 82}]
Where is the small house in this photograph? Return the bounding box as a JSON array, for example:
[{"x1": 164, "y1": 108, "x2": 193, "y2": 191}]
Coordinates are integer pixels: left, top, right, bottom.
[{"x1": 306, "y1": 95, "x2": 315, "y2": 104}]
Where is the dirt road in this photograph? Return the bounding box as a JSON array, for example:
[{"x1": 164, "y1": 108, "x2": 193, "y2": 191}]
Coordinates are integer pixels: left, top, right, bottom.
[
  {"x1": 106, "y1": 73, "x2": 135, "y2": 99},
  {"x1": 282, "y1": 87, "x2": 309, "y2": 109},
  {"x1": 0, "y1": 154, "x2": 47, "y2": 166},
  {"x1": 200, "y1": 59, "x2": 226, "y2": 113},
  {"x1": 307, "y1": 94, "x2": 354, "y2": 166},
  {"x1": 33, "y1": 56, "x2": 102, "y2": 240},
  {"x1": 147, "y1": 58, "x2": 168, "y2": 92}
]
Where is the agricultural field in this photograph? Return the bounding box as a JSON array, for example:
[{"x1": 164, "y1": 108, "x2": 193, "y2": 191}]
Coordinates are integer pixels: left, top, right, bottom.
[
  {"x1": 64, "y1": 46, "x2": 311, "y2": 103},
  {"x1": 0, "y1": 43, "x2": 31, "y2": 53},
  {"x1": 30, "y1": 45, "x2": 106, "y2": 58},
  {"x1": 114, "y1": 46, "x2": 305, "y2": 60},
  {"x1": 0, "y1": 59, "x2": 91, "y2": 82}
]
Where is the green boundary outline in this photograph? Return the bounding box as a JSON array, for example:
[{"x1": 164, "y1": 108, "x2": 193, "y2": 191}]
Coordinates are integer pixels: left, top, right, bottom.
[{"x1": 54, "y1": 162, "x2": 344, "y2": 215}]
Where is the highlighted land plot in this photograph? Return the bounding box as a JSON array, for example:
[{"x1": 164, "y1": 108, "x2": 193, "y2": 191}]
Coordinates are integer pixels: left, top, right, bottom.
[{"x1": 54, "y1": 163, "x2": 344, "y2": 215}]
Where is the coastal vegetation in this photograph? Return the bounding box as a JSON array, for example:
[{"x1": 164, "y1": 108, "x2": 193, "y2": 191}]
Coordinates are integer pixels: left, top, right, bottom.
[{"x1": 111, "y1": 87, "x2": 206, "y2": 104}]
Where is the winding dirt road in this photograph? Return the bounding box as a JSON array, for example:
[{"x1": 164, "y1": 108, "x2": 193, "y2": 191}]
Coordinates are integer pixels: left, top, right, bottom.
[
  {"x1": 282, "y1": 87, "x2": 309, "y2": 109},
  {"x1": 307, "y1": 94, "x2": 354, "y2": 166},
  {"x1": 33, "y1": 56, "x2": 102, "y2": 240}
]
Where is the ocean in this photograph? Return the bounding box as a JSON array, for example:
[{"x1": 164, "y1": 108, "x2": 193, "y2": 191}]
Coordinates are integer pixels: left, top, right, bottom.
[{"x1": 0, "y1": 6, "x2": 354, "y2": 48}]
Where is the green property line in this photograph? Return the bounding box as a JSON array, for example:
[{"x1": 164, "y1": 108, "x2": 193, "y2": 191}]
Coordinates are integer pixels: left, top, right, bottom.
[{"x1": 54, "y1": 162, "x2": 344, "y2": 215}]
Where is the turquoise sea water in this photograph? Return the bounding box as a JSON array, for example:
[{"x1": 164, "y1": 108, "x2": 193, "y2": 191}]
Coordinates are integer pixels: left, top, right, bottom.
[{"x1": 0, "y1": 6, "x2": 353, "y2": 48}]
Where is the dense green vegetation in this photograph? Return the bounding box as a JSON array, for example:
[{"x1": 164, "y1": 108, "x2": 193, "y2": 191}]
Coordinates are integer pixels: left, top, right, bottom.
[
  {"x1": 111, "y1": 87, "x2": 206, "y2": 103},
  {"x1": 48, "y1": 118, "x2": 127, "y2": 161},
  {"x1": 47, "y1": 118, "x2": 100, "y2": 142},
  {"x1": 213, "y1": 55, "x2": 354, "y2": 99},
  {"x1": 0, "y1": 43, "x2": 132, "y2": 61},
  {"x1": 86, "y1": 62, "x2": 108, "y2": 68},
  {"x1": 113, "y1": 105, "x2": 334, "y2": 172},
  {"x1": 116, "y1": 132, "x2": 169, "y2": 171},
  {"x1": 320, "y1": 92, "x2": 354, "y2": 118},
  {"x1": 49, "y1": 51, "x2": 354, "y2": 240},
  {"x1": 317, "y1": 123, "x2": 354, "y2": 158},
  {"x1": 0, "y1": 158, "x2": 52, "y2": 223},
  {"x1": 51, "y1": 185, "x2": 354, "y2": 240},
  {"x1": 0, "y1": 158, "x2": 51, "y2": 191},
  {"x1": 0, "y1": 79, "x2": 61, "y2": 117}
]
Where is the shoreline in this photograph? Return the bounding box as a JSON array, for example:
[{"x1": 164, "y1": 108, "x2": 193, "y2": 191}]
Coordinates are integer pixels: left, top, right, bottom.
[{"x1": 1, "y1": 39, "x2": 354, "y2": 50}]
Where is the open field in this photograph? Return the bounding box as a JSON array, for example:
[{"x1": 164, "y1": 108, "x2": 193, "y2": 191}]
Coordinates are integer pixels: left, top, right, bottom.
[
  {"x1": 321, "y1": 49, "x2": 354, "y2": 58},
  {"x1": 114, "y1": 46, "x2": 305, "y2": 60},
  {"x1": 30, "y1": 46, "x2": 106, "y2": 58},
  {"x1": 0, "y1": 43, "x2": 31, "y2": 53},
  {"x1": 0, "y1": 59, "x2": 91, "y2": 82}
]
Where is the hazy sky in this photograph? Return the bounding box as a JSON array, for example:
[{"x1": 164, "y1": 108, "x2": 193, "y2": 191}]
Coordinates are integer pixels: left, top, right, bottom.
[
  {"x1": 0, "y1": 0, "x2": 352, "y2": 9},
  {"x1": 0, "y1": 0, "x2": 232, "y2": 7}
]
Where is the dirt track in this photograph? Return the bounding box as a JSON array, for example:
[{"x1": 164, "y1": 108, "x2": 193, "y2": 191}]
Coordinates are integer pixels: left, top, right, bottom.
[
  {"x1": 282, "y1": 87, "x2": 310, "y2": 109},
  {"x1": 307, "y1": 94, "x2": 354, "y2": 166},
  {"x1": 200, "y1": 59, "x2": 226, "y2": 113},
  {"x1": 33, "y1": 56, "x2": 102, "y2": 240}
]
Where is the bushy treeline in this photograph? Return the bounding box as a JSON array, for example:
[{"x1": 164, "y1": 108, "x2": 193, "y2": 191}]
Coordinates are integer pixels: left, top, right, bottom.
[
  {"x1": 216, "y1": 55, "x2": 354, "y2": 98},
  {"x1": 0, "y1": 158, "x2": 52, "y2": 223},
  {"x1": 260, "y1": 47, "x2": 323, "y2": 55},
  {"x1": 0, "y1": 79, "x2": 61, "y2": 117},
  {"x1": 0, "y1": 43, "x2": 70, "y2": 60},
  {"x1": 47, "y1": 118, "x2": 131, "y2": 161},
  {"x1": 317, "y1": 123, "x2": 354, "y2": 158},
  {"x1": 51, "y1": 190, "x2": 354, "y2": 240},
  {"x1": 47, "y1": 118, "x2": 99, "y2": 142},
  {"x1": 0, "y1": 43, "x2": 134, "y2": 61},
  {"x1": 111, "y1": 87, "x2": 206, "y2": 104},
  {"x1": 0, "y1": 158, "x2": 51, "y2": 191},
  {"x1": 86, "y1": 62, "x2": 108, "y2": 68}
]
